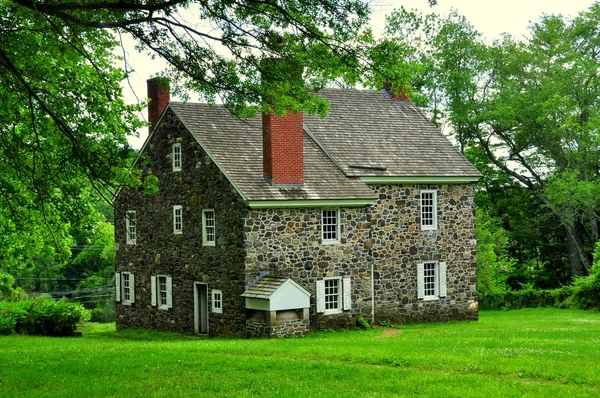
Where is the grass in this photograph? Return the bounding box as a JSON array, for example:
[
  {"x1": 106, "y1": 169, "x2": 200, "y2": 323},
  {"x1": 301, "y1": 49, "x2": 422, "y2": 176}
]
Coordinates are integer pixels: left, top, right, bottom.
[{"x1": 1, "y1": 308, "x2": 599, "y2": 397}]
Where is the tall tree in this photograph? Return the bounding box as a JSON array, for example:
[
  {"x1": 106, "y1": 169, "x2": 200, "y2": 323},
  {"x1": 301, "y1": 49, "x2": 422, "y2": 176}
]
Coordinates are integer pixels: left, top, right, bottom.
[
  {"x1": 386, "y1": 5, "x2": 600, "y2": 276},
  {"x1": 0, "y1": 0, "x2": 382, "y2": 276}
]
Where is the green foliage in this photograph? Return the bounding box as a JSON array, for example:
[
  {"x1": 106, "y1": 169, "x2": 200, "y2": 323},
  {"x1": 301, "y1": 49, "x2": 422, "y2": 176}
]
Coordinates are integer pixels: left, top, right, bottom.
[
  {"x1": 476, "y1": 209, "x2": 515, "y2": 298},
  {"x1": 479, "y1": 285, "x2": 571, "y2": 311},
  {"x1": 356, "y1": 316, "x2": 371, "y2": 330},
  {"x1": 90, "y1": 302, "x2": 116, "y2": 323},
  {"x1": 0, "y1": 273, "x2": 25, "y2": 302},
  {"x1": 387, "y1": 4, "x2": 600, "y2": 277},
  {"x1": 379, "y1": 319, "x2": 393, "y2": 328},
  {"x1": 0, "y1": 296, "x2": 90, "y2": 336}
]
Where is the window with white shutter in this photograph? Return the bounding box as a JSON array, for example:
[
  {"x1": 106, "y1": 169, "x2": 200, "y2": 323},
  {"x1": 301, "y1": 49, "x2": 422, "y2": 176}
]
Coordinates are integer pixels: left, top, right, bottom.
[
  {"x1": 152, "y1": 275, "x2": 172, "y2": 310},
  {"x1": 121, "y1": 272, "x2": 135, "y2": 305},
  {"x1": 417, "y1": 261, "x2": 446, "y2": 300},
  {"x1": 115, "y1": 272, "x2": 121, "y2": 302},
  {"x1": 316, "y1": 276, "x2": 352, "y2": 314}
]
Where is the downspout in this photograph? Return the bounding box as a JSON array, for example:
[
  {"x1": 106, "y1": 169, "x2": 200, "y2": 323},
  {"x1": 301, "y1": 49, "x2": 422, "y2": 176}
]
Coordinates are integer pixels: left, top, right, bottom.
[{"x1": 371, "y1": 262, "x2": 375, "y2": 324}]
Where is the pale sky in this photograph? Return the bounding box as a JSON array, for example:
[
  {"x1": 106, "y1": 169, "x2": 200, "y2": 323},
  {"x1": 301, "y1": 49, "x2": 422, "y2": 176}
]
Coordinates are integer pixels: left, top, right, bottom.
[{"x1": 122, "y1": 0, "x2": 597, "y2": 148}]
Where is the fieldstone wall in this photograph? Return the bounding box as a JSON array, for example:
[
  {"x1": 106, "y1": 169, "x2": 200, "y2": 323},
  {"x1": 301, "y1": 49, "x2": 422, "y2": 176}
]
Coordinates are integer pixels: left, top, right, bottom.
[
  {"x1": 244, "y1": 183, "x2": 478, "y2": 329},
  {"x1": 114, "y1": 107, "x2": 478, "y2": 337},
  {"x1": 246, "y1": 311, "x2": 310, "y2": 338},
  {"x1": 114, "y1": 108, "x2": 247, "y2": 337}
]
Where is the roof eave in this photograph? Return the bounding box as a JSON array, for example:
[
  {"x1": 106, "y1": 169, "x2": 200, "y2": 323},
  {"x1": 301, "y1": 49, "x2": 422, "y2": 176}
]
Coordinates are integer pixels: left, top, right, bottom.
[
  {"x1": 359, "y1": 176, "x2": 481, "y2": 184},
  {"x1": 245, "y1": 198, "x2": 376, "y2": 209}
]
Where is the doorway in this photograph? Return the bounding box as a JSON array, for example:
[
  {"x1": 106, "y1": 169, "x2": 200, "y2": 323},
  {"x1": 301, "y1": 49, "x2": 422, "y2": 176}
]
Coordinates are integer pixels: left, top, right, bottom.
[{"x1": 194, "y1": 282, "x2": 208, "y2": 334}]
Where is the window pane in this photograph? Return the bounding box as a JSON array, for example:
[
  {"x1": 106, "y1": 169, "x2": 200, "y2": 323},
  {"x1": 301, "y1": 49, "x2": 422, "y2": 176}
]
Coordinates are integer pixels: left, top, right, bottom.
[
  {"x1": 322, "y1": 210, "x2": 338, "y2": 242},
  {"x1": 424, "y1": 262, "x2": 436, "y2": 296},
  {"x1": 203, "y1": 210, "x2": 215, "y2": 244},
  {"x1": 324, "y1": 279, "x2": 339, "y2": 310},
  {"x1": 159, "y1": 276, "x2": 167, "y2": 306},
  {"x1": 421, "y1": 192, "x2": 435, "y2": 227}
]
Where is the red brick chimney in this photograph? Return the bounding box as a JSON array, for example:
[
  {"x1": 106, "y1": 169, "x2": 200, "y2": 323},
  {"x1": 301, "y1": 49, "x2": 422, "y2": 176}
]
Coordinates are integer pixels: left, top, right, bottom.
[
  {"x1": 147, "y1": 78, "x2": 170, "y2": 132},
  {"x1": 262, "y1": 109, "x2": 304, "y2": 186},
  {"x1": 384, "y1": 82, "x2": 410, "y2": 103},
  {"x1": 261, "y1": 58, "x2": 304, "y2": 187}
]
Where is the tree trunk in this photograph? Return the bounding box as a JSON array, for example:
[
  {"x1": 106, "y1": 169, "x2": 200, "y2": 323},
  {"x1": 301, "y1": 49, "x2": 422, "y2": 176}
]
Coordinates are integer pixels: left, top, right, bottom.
[{"x1": 564, "y1": 223, "x2": 591, "y2": 276}]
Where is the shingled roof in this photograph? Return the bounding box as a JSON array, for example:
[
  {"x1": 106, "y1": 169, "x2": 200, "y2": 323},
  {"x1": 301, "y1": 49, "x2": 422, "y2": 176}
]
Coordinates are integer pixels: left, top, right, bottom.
[{"x1": 166, "y1": 88, "x2": 480, "y2": 204}]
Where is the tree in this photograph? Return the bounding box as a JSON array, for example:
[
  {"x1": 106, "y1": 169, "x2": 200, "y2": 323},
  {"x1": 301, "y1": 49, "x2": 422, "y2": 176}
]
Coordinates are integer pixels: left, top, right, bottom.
[
  {"x1": 386, "y1": 5, "x2": 600, "y2": 277},
  {"x1": 1, "y1": 0, "x2": 390, "y2": 276}
]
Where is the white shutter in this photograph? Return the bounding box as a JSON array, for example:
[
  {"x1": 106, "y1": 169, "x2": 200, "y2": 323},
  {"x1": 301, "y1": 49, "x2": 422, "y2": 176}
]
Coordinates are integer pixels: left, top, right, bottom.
[
  {"x1": 439, "y1": 262, "x2": 447, "y2": 297},
  {"x1": 115, "y1": 272, "x2": 121, "y2": 302},
  {"x1": 316, "y1": 280, "x2": 325, "y2": 313},
  {"x1": 151, "y1": 276, "x2": 157, "y2": 306},
  {"x1": 130, "y1": 273, "x2": 135, "y2": 303},
  {"x1": 417, "y1": 263, "x2": 424, "y2": 299},
  {"x1": 166, "y1": 277, "x2": 173, "y2": 308},
  {"x1": 343, "y1": 277, "x2": 351, "y2": 310}
]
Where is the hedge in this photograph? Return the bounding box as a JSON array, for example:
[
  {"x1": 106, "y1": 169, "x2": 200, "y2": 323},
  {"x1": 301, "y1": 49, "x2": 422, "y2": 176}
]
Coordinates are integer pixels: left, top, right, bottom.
[{"x1": 0, "y1": 296, "x2": 90, "y2": 336}]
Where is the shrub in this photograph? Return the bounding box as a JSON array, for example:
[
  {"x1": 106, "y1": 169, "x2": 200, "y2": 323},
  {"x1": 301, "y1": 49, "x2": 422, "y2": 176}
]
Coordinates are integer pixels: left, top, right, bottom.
[
  {"x1": 0, "y1": 302, "x2": 27, "y2": 335},
  {"x1": 0, "y1": 273, "x2": 26, "y2": 302},
  {"x1": 90, "y1": 301, "x2": 116, "y2": 323},
  {"x1": 0, "y1": 296, "x2": 91, "y2": 336}
]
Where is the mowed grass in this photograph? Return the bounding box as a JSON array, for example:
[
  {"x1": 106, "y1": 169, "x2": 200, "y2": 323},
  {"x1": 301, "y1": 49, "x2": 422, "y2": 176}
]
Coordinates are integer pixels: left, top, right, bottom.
[{"x1": 1, "y1": 309, "x2": 599, "y2": 397}]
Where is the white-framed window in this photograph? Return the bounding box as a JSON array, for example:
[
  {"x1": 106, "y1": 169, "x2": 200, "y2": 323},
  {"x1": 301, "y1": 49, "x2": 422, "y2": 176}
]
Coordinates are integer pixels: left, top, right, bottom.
[
  {"x1": 125, "y1": 210, "x2": 137, "y2": 245},
  {"x1": 316, "y1": 276, "x2": 351, "y2": 314},
  {"x1": 202, "y1": 209, "x2": 216, "y2": 246},
  {"x1": 321, "y1": 209, "x2": 340, "y2": 244},
  {"x1": 173, "y1": 205, "x2": 183, "y2": 234},
  {"x1": 116, "y1": 272, "x2": 135, "y2": 305},
  {"x1": 151, "y1": 275, "x2": 172, "y2": 310},
  {"x1": 420, "y1": 190, "x2": 437, "y2": 230},
  {"x1": 212, "y1": 289, "x2": 223, "y2": 313},
  {"x1": 172, "y1": 143, "x2": 182, "y2": 171},
  {"x1": 417, "y1": 261, "x2": 447, "y2": 300}
]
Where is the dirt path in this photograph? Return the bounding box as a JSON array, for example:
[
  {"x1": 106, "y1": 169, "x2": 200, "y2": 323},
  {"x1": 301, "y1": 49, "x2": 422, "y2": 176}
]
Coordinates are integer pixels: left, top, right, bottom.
[{"x1": 375, "y1": 327, "x2": 402, "y2": 338}]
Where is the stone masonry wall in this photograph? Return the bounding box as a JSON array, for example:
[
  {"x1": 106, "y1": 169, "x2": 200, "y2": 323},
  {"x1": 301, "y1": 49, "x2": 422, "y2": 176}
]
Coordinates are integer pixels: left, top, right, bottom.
[
  {"x1": 114, "y1": 108, "x2": 248, "y2": 337},
  {"x1": 244, "y1": 183, "x2": 478, "y2": 329}
]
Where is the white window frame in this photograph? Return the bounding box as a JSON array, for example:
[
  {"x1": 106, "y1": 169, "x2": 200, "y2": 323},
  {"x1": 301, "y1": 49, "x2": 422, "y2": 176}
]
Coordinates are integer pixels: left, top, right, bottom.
[
  {"x1": 321, "y1": 209, "x2": 340, "y2": 244},
  {"x1": 173, "y1": 205, "x2": 183, "y2": 234},
  {"x1": 120, "y1": 272, "x2": 135, "y2": 305},
  {"x1": 151, "y1": 275, "x2": 172, "y2": 310},
  {"x1": 125, "y1": 210, "x2": 137, "y2": 245},
  {"x1": 420, "y1": 190, "x2": 438, "y2": 230},
  {"x1": 417, "y1": 261, "x2": 447, "y2": 300},
  {"x1": 202, "y1": 209, "x2": 216, "y2": 246},
  {"x1": 212, "y1": 289, "x2": 223, "y2": 313},
  {"x1": 316, "y1": 276, "x2": 351, "y2": 315},
  {"x1": 172, "y1": 143, "x2": 182, "y2": 172}
]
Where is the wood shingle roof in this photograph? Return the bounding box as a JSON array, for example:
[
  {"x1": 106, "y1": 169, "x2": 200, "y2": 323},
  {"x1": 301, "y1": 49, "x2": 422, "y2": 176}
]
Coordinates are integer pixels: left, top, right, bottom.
[{"x1": 167, "y1": 88, "x2": 481, "y2": 203}]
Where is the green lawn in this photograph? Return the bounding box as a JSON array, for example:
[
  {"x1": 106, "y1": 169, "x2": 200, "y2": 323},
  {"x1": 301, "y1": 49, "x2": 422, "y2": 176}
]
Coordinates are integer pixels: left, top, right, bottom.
[{"x1": 1, "y1": 308, "x2": 599, "y2": 397}]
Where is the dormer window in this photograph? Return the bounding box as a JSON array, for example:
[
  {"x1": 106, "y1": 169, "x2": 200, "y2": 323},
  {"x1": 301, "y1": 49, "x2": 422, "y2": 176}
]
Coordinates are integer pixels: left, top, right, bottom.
[{"x1": 172, "y1": 142, "x2": 182, "y2": 171}]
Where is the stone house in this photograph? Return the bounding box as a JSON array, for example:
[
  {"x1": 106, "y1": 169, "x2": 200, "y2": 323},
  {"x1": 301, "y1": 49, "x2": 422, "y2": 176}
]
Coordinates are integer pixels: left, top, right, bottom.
[{"x1": 114, "y1": 80, "x2": 481, "y2": 337}]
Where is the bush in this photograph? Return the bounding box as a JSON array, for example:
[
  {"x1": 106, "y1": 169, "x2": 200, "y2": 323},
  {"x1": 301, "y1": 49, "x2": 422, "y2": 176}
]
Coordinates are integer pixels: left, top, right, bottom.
[
  {"x1": 0, "y1": 296, "x2": 91, "y2": 336},
  {"x1": 0, "y1": 273, "x2": 26, "y2": 302},
  {"x1": 479, "y1": 284, "x2": 573, "y2": 310},
  {"x1": 90, "y1": 301, "x2": 116, "y2": 323},
  {"x1": 0, "y1": 302, "x2": 27, "y2": 335}
]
